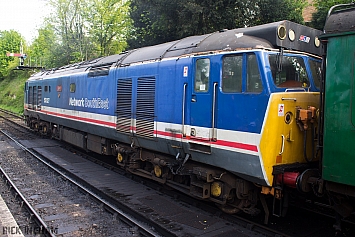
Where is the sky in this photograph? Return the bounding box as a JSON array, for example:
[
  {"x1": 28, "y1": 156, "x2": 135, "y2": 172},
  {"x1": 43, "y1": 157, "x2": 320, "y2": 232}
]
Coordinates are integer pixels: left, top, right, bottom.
[{"x1": 0, "y1": 0, "x2": 52, "y2": 43}]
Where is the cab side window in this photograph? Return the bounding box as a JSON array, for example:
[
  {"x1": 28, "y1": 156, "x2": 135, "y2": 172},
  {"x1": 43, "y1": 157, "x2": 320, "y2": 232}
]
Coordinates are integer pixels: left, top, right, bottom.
[
  {"x1": 194, "y1": 58, "x2": 210, "y2": 92},
  {"x1": 247, "y1": 54, "x2": 263, "y2": 92},
  {"x1": 309, "y1": 59, "x2": 321, "y2": 89},
  {"x1": 222, "y1": 55, "x2": 242, "y2": 93}
]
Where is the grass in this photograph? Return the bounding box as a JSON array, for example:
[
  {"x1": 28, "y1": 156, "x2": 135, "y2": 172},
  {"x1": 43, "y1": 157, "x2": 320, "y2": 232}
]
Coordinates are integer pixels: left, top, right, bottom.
[{"x1": 0, "y1": 65, "x2": 33, "y2": 115}]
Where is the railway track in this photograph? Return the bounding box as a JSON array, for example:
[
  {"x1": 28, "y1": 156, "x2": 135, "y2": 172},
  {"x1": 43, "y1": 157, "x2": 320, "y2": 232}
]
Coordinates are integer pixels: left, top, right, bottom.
[
  {"x1": 1, "y1": 108, "x2": 354, "y2": 236},
  {"x1": 0, "y1": 165, "x2": 58, "y2": 237},
  {"x1": 0, "y1": 115, "x2": 162, "y2": 236}
]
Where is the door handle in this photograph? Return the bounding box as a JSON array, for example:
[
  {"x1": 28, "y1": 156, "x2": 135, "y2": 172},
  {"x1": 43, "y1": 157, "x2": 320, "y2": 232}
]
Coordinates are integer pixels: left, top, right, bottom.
[{"x1": 191, "y1": 94, "x2": 196, "y2": 102}]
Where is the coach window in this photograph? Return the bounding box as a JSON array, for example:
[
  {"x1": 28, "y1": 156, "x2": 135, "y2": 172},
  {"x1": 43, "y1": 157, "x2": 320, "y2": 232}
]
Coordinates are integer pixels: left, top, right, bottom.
[
  {"x1": 222, "y1": 55, "x2": 242, "y2": 93},
  {"x1": 247, "y1": 54, "x2": 263, "y2": 92},
  {"x1": 194, "y1": 58, "x2": 210, "y2": 92},
  {"x1": 70, "y1": 83, "x2": 76, "y2": 93}
]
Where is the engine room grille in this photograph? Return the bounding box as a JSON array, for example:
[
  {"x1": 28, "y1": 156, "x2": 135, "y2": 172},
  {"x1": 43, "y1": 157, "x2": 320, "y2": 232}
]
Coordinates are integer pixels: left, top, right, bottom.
[
  {"x1": 37, "y1": 86, "x2": 42, "y2": 110},
  {"x1": 28, "y1": 86, "x2": 33, "y2": 109},
  {"x1": 116, "y1": 78, "x2": 133, "y2": 134},
  {"x1": 136, "y1": 77, "x2": 156, "y2": 138}
]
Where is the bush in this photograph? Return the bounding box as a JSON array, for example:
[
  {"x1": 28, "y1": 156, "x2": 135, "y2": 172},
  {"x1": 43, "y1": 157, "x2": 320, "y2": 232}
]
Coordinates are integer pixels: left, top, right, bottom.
[{"x1": 0, "y1": 63, "x2": 33, "y2": 115}]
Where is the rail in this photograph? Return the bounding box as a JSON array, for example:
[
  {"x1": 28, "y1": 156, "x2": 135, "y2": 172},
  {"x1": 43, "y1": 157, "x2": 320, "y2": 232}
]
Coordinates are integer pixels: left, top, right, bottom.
[
  {"x1": 0, "y1": 129, "x2": 163, "y2": 237},
  {"x1": 0, "y1": 108, "x2": 24, "y2": 120},
  {"x1": 0, "y1": 161, "x2": 56, "y2": 237}
]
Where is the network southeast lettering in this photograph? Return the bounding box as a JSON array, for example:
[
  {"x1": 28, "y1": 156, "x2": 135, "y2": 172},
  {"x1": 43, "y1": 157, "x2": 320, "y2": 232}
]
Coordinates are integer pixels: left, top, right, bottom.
[{"x1": 69, "y1": 97, "x2": 109, "y2": 110}]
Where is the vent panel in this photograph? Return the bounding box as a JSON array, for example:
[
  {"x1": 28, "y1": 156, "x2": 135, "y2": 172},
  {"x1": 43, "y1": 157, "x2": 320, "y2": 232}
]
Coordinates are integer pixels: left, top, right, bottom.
[
  {"x1": 37, "y1": 86, "x2": 42, "y2": 110},
  {"x1": 136, "y1": 77, "x2": 156, "y2": 138},
  {"x1": 116, "y1": 79, "x2": 132, "y2": 134}
]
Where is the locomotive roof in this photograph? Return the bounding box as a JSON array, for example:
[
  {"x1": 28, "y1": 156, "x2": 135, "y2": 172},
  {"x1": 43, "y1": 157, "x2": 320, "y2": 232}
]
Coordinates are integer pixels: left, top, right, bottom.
[
  {"x1": 30, "y1": 20, "x2": 322, "y2": 79},
  {"x1": 322, "y1": 4, "x2": 355, "y2": 36}
]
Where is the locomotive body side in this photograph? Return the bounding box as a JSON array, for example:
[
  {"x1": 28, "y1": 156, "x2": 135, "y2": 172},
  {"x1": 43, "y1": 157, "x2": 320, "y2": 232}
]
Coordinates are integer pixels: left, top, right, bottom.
[
  {"x1": 24, "y1": 21, "x2": 323, "y2": 216},
  {"x1": 24, "y1": 49, "x2": 320, "y2": 185}
]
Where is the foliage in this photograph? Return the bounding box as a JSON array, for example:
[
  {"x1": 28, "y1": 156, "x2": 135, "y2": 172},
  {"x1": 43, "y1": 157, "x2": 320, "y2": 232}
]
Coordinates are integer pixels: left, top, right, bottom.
[
  {"x1": 128, "y1": 0, "x2": 307, "y2": 48},
  {"x1": 176, "y1": 0, "x2": 247, "y2": 37},
  {"x1": 255, "y1": 0, "x2": 306, "y2": 25},
  {"x1": 48, "y1": 0, "x2": 89, "y2": 65},
  {"x1": 0, "y1": 61, "x2": 33, "y2": 114},
  {"x1": 45, "y1": 0, "x2": 131, "y2": 66},
  {"x1": 0, "y1": 30, "x2": 24, "y2": 78},
  {"x1": 0, "y1": 0, "x2": 132, "y2": 113},
  {"x1": 128, "y1": 0, "x2": 178, "y2": 48},
  {"x1": 86, "y1": 0, "x2": 132, "y2": 56},
  {"x1": 310, "y1": 0, "x2": 354, "y2": 30},
  {"x1": 30, "y1": 23, "x2": 58, "y2": 69}
]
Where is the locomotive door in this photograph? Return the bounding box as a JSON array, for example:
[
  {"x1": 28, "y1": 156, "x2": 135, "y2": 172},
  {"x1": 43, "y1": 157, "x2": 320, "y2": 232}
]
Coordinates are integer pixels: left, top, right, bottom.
[{"x1": 190, "y1": 58, "x2": 215, "y2": 141}]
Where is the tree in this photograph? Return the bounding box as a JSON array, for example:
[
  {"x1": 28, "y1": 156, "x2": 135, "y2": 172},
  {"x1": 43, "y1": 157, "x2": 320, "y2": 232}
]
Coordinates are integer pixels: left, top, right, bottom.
[
  {"x1": 128, "y1": 0, "x2": 179, "y2": 48},
  {"x1": 176, "y1": 0, "x2": 248, "y2": 37},
  {"x1": 86, "y1": 0, "x2": 132, "y2": 57},
  {"x1": 49, "y1": 0, "x2": 89, "y2": 65},
  {"x1": 43, "y1": 0, "x2": 131, "y2": 67},
  {"x1": 30, "y1": 23, "x2": 59, "y2": 69},
  {"x1": 128, "y1": 0, "x2": 307, "y2": 48},
  {"x1": 255, "y1": 0, "x2": 306, "y2": 25},
  {"x1": 310, "y1": 0, "x2": 354, "y2": 30},
  {"x1": 0, "y1": 30, "x2": 24, "y2": 78}
]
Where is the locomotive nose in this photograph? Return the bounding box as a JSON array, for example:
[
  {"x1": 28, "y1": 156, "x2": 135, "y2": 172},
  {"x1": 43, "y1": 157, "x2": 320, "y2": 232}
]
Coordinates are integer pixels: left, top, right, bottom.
[{"x1": 259, "y1": 92, "x2": 319, "y2": 186}]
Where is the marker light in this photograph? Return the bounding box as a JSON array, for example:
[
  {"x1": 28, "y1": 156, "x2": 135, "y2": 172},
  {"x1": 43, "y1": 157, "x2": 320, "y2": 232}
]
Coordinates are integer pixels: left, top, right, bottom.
[
  {"x1": 278, "y1": 25, "x2": 287, "y2": 40},
  {"x1": 314, "y1": 36, "x2": 320, "y2": 47},
  {"x1": 288, "y1": 29, "x2": 295, "y2": 41}
]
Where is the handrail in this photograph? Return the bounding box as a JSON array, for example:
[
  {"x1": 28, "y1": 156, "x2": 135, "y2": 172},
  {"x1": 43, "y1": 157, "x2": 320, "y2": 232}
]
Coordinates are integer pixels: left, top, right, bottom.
[
  {"x1": 281, "y1": 97, "x2": 297, "y2": 101},
  {"x1": 279, "y1": 135, "x2": 285, "y2": 155},
  {"x1": 326, "y1": 2, "x2": 355, "y2": 19},
  {"x1": 182, "y1": 83, "x2": 187, "y2": 137},
  {"x1": 211, "y1": 82, "x2": 218, "y2": 141}
]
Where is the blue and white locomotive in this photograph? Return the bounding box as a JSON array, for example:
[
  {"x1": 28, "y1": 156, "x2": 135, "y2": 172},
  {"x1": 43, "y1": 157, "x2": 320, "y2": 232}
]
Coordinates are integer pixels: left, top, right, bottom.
[{"x1": 24, "y1": 21, "x2": 322, "y2": 218}]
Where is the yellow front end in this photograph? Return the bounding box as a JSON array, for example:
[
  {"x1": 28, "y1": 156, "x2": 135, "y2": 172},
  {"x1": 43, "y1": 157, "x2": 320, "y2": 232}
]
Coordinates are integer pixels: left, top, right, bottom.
[{"x1": 260, "y1": 92, "x2": 320, "y2": 186}]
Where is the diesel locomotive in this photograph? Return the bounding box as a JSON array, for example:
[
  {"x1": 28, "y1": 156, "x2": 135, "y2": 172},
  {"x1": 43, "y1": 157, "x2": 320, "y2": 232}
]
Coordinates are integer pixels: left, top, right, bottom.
[{"x1": 24, "y1": 20, "x2": 325, "y2": 222}]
